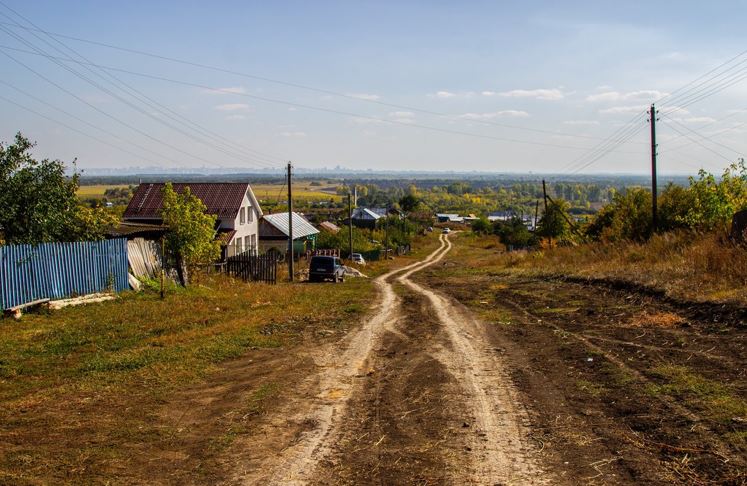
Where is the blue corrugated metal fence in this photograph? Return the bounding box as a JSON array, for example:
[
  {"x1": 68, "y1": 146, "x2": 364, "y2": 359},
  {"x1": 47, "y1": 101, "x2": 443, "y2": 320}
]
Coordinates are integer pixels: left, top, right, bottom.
[{"x1": 0, "y1": 238, "x2": 129, "y2": 310}]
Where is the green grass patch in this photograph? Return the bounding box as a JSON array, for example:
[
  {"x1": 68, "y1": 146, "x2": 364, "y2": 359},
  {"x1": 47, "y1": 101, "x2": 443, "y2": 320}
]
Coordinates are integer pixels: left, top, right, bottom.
[{"x1": 647, "y1": 364, "x2": 747, "y2": 423}]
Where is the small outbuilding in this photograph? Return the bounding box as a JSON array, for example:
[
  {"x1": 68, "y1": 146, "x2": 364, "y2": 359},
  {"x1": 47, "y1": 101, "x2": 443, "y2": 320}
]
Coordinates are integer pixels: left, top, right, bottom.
[{"x1": 259, "y1": 212, "x2": 320, "y2": 255}]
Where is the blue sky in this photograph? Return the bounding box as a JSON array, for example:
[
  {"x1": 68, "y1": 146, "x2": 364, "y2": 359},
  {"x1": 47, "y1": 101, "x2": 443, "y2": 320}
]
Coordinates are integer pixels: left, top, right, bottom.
[{"x1": 1, "y1": 0, "x2": 746, "y2": 175}]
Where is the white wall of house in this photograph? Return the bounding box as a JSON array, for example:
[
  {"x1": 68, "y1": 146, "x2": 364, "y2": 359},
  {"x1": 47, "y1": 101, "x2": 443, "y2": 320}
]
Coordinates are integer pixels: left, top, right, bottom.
[{"x1": 223, "y1": 191, "x2": 261, "y2": 256}]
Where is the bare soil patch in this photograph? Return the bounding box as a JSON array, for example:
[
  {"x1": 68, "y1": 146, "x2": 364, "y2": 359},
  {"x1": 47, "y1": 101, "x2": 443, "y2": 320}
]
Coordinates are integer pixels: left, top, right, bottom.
[{"x1": 418, "y1": 244, "x2": 747, "y2": 484}]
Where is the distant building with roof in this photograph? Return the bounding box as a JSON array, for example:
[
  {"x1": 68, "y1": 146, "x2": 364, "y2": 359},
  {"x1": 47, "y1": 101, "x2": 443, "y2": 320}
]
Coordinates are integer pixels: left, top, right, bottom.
[
  {"x1": 351, "y1": 207, "x2": 384, "y2": 229},
  {"x1": 435, "y1": 213, "x2": 464, "y2": 223},
  {"x1": 318, "y1": 221, "x2": 341, "y2": 234},
  {"x1": 122, "y1": 182, "x2": 262, "y2": 257}
]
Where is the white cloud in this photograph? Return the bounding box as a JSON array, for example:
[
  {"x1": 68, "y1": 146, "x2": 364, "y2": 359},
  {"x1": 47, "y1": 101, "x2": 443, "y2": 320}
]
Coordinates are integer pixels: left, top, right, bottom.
[
  {"x1": 389, "y1": 111, "x2": 414, "y2": 118},
  {"x1": 429, "y1": 90, "x2": 474, "y2": 99},
  {"x1": 586, "y1": 90, "x2": 668, "y2": 103},
  {"x1": 458, "y1": 110, "x2": 530, "y2": 120},
  {"x1": 203, "y1": 86, "x2": 247, "y2": 95},
  {"x1": 350, "y1": 117, "x2": 384, "y2": 125},
  {"x1": 215, "y1": 103, "x2": 250, "y2": 111},
  {"x1": 673, "y1": 116, "x2": 716, "y2": 124},
  {"x1": 563, "y1": 120, "x2": 600, "y2": 126},
  {"x1": 485, "y1": 88, "x2": 564, "y2": 101},
  {"x1": 599, "y1": 105, "x2": 648, "y2": 115},
  {"x1": 281, "y1": 131, "x2": 307, "y2": 138},
  {"x1": 226, "y1": 114, "x2": 247, "y2": 121},
  {"x1": 347, "y1": 93, "x2": 381, "y2": 101}
]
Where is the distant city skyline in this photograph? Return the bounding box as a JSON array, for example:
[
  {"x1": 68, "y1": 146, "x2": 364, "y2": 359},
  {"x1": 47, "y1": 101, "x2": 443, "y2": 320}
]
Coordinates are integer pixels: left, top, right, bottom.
[{"x1": 1, "y1": 1, "x2": 746, "y2": 176}]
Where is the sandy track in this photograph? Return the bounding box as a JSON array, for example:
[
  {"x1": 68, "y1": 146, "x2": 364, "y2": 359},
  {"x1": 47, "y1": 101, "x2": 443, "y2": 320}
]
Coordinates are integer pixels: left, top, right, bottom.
[
  {"x1": 235, "y1": 238, "x2": 451, "y2": 484},
  {"x1": 236, "y1": 234, "x2": 548, "y2": 484},
  {"x1": 398, "y1": 235, "x2": 550, "y2": 484}
]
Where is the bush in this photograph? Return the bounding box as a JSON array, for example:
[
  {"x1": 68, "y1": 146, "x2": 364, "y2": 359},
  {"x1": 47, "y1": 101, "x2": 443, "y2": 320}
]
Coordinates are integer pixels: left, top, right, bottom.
[{"x1": 493, "y1": 217, "x2": 536, "y2": 248}]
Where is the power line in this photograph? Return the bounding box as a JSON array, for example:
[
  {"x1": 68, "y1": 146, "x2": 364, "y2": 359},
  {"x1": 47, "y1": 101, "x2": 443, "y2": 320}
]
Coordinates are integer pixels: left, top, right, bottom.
[
  {"x1": 0, "y1": 21, "x2": 281, "y2": 170},
  {"x1": 658, "y1": 56, "x2": 747, "y2": 116},
  {"x1": 0, "y1": 19, "x2": 625, "y2": 143},
  {"x1": 568, "y1": 124, "x2": 647, "y2": 175},
  {"x1": 0, "y1": 79, "x2": 196, "y2": 167},
  {"x1": 0, "y1": 7, "x2": 286, "y2": 168},
  {"x1": 0, "y1": 93, "x2": 169, "y2": 166},
  {"x1": 661, "y1": 114, "x2": 744, "y2": 156},
  {"x1": 662, "y1": 119, "x2": 735, "y2": 164},
  {"x1": 557, "y1": 110, "x2": 647, "y2": 174},
  {"x1": 0, "y1": 44, "x2": 647, "y2": 155}
]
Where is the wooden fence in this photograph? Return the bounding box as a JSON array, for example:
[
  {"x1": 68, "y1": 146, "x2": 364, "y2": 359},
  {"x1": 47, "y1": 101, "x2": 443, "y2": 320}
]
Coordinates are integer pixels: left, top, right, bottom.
[
  {"x1": 0, "y1": 238, "x2": 129, "y2": 311},
  {"x1": 225, "y1": 252, "x2": 278, "y2": 284}
]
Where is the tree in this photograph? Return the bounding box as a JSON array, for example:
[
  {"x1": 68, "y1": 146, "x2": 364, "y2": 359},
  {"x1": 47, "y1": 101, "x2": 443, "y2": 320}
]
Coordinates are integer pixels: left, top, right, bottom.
[
  {"x1": 0, "y1": 132, "x2": 115, "y2": 244},
  {"x1": 494, "y1": 217, "x2": 536, "y2": 248},
  {"x1": 161, "y1": 183, "x2": 221, "y2": 284},
  {"x1": 471, "y1": 217, "x2": 492, "y2": 235},
  {"x1": 398, "y1": 194, "x2": 420, "y2": 212},
  {"x1": 537, "y1": 198, "x2": 571, "y2": 243}
]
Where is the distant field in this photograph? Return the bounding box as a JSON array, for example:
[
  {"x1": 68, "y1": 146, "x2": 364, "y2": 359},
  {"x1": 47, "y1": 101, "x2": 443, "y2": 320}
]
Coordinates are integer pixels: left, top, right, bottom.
[
  {"x1": 77, "y1": 184, "x2": 130, "y2": 199},
  {"x1": 76, "y1": 182, "x2": 341, "y2": 203},
  {"x1": 251, "y1": 183, "x2": 342, "y2": 202}
]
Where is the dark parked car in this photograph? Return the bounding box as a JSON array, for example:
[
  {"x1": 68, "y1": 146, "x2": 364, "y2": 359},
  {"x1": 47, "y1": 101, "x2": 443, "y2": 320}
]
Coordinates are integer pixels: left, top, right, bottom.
[{"x1": 309, "y1": 256, "x2": 345, "y2": 283}]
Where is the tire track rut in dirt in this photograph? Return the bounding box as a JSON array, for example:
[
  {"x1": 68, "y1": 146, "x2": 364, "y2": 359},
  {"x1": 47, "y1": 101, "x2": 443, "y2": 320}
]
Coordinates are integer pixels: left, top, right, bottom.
[
  {"x1": 233, "y1": 237, "x2": 452, "y2": 484},
  {"x1": 234, "y1": 234, "x2": 550, "y2": 485}
]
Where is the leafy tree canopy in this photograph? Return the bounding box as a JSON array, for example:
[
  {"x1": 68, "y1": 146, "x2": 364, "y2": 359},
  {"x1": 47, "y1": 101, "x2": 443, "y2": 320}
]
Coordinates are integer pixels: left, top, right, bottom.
[
  {"x1": 161, "y1": 183, "x2": 221, "y2": 270},
  {"x1": 0, "y1": 132, "x2": 116, "y2": 244}
]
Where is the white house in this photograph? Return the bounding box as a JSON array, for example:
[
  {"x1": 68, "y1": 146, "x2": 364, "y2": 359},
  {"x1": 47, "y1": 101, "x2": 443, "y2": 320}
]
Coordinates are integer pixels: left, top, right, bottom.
[{"x1": 122, "y1": 182, "x2": 263, "y2": 258}]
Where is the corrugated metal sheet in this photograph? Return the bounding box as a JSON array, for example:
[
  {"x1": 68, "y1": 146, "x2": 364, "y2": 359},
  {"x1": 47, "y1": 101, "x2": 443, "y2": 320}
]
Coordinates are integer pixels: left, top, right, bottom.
[
  {"x1": 127, "y1": 238, "x2": 163, "y2": 279},
  {"x1": 0, "y1": 239, "x2": 128, "y2": 310},
  {"x1": 261, "y1": 212, "x2": 319, "y2": 239},
  {"x1": 123, "y1": 183, "x2": 250, "y2": 220},
  {"x1": 352, "y1": 208, "x2": 383, "y2": 220}
]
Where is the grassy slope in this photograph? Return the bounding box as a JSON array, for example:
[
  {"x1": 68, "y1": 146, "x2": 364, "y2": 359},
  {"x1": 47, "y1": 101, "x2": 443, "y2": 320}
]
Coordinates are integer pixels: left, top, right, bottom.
[
  {"x1": 480, "y1": 231, "x2": 747, "y2": 306},
  {"x1": 0, "y1": 233, "x2": 440, "y2": 483},
  {"x1": 0, "y1": 275, "x2": 370, "y2": 483}
]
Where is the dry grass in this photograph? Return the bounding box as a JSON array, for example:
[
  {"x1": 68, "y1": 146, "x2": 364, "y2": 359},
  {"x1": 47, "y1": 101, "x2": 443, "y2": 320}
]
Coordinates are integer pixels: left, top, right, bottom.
[
  {"x1": 251, "y1": 182, "x2": 342, "y2": 203},
  {"x1": 76, "y1": 184, "x2": 130, "y2": 198},
  {"x1": 0, "y1": 274, "x2": 372, "y2": 482},
  {"x1": 458, "y1": 231, "x2": 747, "y2": 306}
]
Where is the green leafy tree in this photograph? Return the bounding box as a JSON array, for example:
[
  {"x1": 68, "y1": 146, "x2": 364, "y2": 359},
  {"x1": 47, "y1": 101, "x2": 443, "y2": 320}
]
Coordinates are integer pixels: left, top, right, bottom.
[
  {"x1": 494, "y1": 217, "x2": 537, "y2": 248},
  {"x1": 398, "y1": 194, "x2": 420, "y2": 212},
  {"x1": 683, "y1": 161, "x2": 747, "y2": 232},
  {"x1": 537, "y1": 199, "x2": 571, "y2": 242},
  {"x1": 0, "y1": 132, "x2": 115, "y2": 244},
  {"x1": 161, "y1": 183, "x2": 220, "y2": 284},
  {"x1": 471, "y1": 217, "x2": 492, "y2": 235}
]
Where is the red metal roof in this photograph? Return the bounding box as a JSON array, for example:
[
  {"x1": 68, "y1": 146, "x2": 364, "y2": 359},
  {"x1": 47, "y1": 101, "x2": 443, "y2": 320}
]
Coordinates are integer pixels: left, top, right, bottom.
[
  {"x1": 215, "y1": 229, "x2": 237, "y2": 245},
  {"x1": 123, "y1": 183, "x2": 250, "y2": 220}
]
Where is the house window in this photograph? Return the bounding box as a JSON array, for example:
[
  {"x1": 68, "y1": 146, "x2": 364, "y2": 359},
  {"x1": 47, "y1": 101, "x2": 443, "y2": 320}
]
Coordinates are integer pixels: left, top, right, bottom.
[
  {"x1": 240, "y1": 207, "x2": 246, "y2": 225},
  {"x1": 236, "y1": 236, "x2": 243, "y2": 254},
  {"x1": 250, "y1": 234, "x2": 256, "y2": 252},
  {"x1": 244, "y1": 236, "x2": 251, "y2": 253},
  {"x1": 247, "y1": 207, "x2": 253, "y2": 223}
]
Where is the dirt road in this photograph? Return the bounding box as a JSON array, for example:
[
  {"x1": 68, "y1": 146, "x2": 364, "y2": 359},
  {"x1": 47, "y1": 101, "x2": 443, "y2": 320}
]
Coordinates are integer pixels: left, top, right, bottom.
[{"x1": 229, "y1": 234, "x2": 550, "y2": 485}]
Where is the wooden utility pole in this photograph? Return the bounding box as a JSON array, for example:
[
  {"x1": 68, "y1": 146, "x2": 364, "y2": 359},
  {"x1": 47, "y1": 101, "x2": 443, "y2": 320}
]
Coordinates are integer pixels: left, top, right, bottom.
[
  {"x1": 649, "y1": 104, "x2": 659, "y2": 230},
  {"x1": 534, "y1": 200, "x2": 539, "y2": 231},
  {"x1": 384, "y1": 205, "x2": 389, "y2": 260},
  {"x1": 287, "y1": 162, "x2": 294, "y2": 282},
  {"x1": 348, "y1": 191, "x2": 353, "y2": 259},
  {"x1": 542, "y1": 179, "x2": 552, "y2": 247}
]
